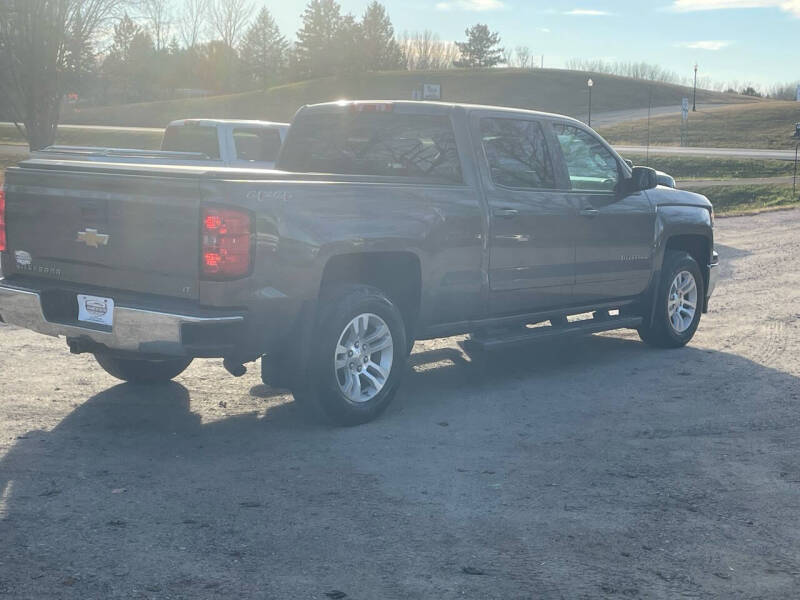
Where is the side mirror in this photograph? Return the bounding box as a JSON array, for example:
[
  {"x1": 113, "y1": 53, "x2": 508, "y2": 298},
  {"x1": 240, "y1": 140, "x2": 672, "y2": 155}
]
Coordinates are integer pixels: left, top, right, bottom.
[
  {"x1": 629, "y1": 166, "x2": 658, "y2": 193},
  {"x1": 624, "y1": 159, "x2": 634, "y2": 168}
]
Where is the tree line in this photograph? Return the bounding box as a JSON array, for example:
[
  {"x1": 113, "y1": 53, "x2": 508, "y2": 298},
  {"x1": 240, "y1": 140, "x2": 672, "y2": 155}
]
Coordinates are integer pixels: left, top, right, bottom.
[
  {"x1": 0, "y1": 0, "x2": 512, "y2": 148},
  {"x1": 1, "y1": 1, "x2": 793, "y2": 150}
]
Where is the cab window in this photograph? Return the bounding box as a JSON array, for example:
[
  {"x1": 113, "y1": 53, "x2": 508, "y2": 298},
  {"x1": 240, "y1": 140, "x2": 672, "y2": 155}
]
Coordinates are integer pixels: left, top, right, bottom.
[
  {"x1": 553, "y1": 123, "x2": 619, "y2": 193},
  {"x1": 279, "y1": 112, "x2": 462, "y2": 183},
  {"x1": 233, "y1": 128, "x2": 283, "y2": 163},
  {"x1": 480, "y1": 118, "x2": 556, "y2": 190},
  {"x1": 162, "y1": 125, "x2": 220, "y2": 159}
]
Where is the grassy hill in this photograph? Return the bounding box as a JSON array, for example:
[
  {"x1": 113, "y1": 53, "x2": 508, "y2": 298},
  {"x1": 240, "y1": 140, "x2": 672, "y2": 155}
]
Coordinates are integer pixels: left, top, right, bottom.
[
  {"x1": 599, "y1": 101, "x2": 800, "y2": 149},
  {"x1": 62, "y1": 68, "x2": 759, "y2": 128}
]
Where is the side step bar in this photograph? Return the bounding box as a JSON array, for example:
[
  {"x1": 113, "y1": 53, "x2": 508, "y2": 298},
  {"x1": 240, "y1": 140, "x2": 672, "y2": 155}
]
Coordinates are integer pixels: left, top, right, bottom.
[{"x1": 464, "y1": 315, "x2": 643, "y2": 352}]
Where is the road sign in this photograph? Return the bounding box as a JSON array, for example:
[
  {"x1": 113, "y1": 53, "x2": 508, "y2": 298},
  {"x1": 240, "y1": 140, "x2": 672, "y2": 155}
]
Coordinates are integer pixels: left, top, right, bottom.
[
  {"x1": 423, "y1": 84, "x2": 442, "y2": 100},
  {"x1": 681, "y1": 97, "x2": 689, "y2": 122}
]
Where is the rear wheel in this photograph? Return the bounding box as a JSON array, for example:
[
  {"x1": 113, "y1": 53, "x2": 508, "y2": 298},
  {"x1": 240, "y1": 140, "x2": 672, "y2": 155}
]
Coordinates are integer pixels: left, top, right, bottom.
[
  {"x1": 638, "y1": 250, "x2": 704, "y2": 348},
  {"x1": 94, "y1": 353, "x2": 192, "y2": 384},
  {"x1": 292, "y1": 284, "x2": 408, "y2": 426}
]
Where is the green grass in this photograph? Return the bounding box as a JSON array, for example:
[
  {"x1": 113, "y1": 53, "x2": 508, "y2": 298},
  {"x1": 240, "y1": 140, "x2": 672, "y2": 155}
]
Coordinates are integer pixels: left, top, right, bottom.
[
  {"x1": 698, "y1": 184, "x2": 798, "y2": 215},
  {"x1": 599, "y1": 101, "x2": 800, "y2": 150},
  {"x1": 623, "y1": 154, "x2": 796, "y2": 180},
  {"x1": 0, "y1": 124, "x2": 162, "y2": 150},
  {"x1": 59, "y1": 68, "x2": 758, "y2": 128},
  {"x1": 0, "y1": 153, "x2": 28, "y2": 185}
]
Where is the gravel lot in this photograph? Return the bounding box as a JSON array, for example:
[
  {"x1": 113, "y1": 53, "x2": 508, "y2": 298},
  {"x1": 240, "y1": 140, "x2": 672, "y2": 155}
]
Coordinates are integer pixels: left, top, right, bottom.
[{"x1": 1, "y1": 209, "x2": 799, "y2": 599}]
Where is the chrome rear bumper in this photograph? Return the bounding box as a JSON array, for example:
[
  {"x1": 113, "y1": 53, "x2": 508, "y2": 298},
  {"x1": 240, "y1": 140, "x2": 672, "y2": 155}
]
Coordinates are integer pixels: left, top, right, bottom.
[{"x1": 0, "y1": 281, "x2": 244, "y2": 356}]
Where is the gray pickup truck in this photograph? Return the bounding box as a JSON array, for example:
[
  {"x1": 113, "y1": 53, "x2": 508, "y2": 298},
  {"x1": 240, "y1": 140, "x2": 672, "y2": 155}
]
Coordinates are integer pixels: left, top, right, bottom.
[{"x1": 0, "y1": 101, "x2": 719, "y2": 425}]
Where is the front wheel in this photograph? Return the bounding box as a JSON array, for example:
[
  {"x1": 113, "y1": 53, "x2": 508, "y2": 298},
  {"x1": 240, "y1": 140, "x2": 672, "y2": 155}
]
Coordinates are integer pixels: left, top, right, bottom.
[
  {"x1": 94, "y1": 353, "x2": 193, "y2": 384},
  {"x1": 638, "y1": 250, "x2": 704, "y2": 348},
  {"x1": 293, "y1": 284, "x2": 408, "y2": 426}
]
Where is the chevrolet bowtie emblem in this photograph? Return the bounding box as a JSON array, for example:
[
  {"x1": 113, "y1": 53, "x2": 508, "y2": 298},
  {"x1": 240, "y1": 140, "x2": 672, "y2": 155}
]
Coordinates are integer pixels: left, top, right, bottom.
[{"x1": 77, "y1": 229, "x2": 110, "y2": 248}]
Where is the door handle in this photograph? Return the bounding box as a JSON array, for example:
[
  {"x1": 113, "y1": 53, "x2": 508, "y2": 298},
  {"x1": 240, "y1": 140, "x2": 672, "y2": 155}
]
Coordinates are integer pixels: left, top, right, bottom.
[
  {"x1": 493, "y1": 208, "x2": 519, "y2": 219},
  {"x1": 580, "y1": 208, "x2": 600, "y2": 217}
]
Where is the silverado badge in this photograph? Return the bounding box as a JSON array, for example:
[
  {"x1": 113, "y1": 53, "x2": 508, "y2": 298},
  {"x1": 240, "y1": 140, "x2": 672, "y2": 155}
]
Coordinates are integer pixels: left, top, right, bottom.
[{"x1": 77, "y1": 228, "x2": 110, "y2": 248}]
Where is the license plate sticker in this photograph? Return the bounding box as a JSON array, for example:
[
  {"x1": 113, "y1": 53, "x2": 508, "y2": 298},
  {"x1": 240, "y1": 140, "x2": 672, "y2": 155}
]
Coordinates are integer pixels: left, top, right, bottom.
[{"x1": 77, "y1": 294, "x2": 114, "y2": 327}]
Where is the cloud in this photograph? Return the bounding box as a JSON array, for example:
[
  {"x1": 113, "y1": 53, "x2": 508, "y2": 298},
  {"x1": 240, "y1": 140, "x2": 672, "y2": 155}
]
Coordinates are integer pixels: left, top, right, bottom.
[
  {"x1": 538, "y1": 27, "x2": 552, "y2": 32},
  {"x1": 435, "y1": 0, "x2": 505, "y2": 10},
  {"x1": 677, "y1": 40, "x2": 733, "y2": 50},
  {"x1": 667, "y1": 0, "x2": 800, "y2": 17},
  {"x1": 564, "y1": 9, "x2": 611, "y2": 15}
]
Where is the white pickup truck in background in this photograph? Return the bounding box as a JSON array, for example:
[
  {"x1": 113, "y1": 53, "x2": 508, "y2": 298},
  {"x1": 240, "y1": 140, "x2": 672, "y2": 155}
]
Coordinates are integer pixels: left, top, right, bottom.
[{"x1": 35, "y1": 119, "x2": 290, "y2": 169}]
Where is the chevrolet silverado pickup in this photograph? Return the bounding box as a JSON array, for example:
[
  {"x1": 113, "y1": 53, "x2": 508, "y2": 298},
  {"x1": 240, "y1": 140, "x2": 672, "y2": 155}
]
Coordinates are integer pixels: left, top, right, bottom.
[{"x1": 0, "y1": 101, "x2": 719, "y2": 425}]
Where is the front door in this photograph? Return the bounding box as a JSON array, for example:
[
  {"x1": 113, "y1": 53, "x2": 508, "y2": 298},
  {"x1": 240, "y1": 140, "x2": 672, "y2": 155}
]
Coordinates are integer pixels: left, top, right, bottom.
[
  {"x1": 551, "y1": 123, "x2": 655, "y2": 305},
  {"x1": 475, "y1": 114, "x2": 576, "y2": 316}
]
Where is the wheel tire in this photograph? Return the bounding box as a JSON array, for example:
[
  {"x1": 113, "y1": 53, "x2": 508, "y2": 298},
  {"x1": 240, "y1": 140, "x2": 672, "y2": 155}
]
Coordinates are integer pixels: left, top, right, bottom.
[
  {"x1": 293, "y1": 284, "x2": 408, "y2": 426},
  {"x1": 94, "y1": 353, "x2": 193, "y2": 384},
  {"x1": 638, "y1": 250, "x2": 704, "y2": 348}
]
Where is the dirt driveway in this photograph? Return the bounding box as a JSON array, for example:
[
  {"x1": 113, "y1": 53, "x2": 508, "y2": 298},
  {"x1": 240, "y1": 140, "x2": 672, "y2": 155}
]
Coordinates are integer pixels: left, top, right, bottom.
[{"x1": 1, "y1": 210, "x2": 799, "y2": 599}]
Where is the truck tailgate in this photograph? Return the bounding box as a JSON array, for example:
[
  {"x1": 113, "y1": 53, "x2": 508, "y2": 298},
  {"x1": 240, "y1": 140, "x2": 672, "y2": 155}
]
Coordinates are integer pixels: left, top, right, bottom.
[{"x1": 4, "y1": 165, "x2": 201, "y2": 300}]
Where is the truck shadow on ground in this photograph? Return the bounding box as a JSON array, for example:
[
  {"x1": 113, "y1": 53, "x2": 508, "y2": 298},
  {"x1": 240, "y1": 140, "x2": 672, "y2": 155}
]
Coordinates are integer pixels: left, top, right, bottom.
[{"x1": 1, "y1": 334, "x2": 800, "y2": 598}]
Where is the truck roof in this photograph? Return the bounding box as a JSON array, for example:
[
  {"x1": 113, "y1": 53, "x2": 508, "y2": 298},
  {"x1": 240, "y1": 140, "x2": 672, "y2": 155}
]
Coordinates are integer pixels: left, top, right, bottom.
[
  {"x1": 167, "y1": 119, "x2": 290, "y2": 128},
  {"x1": 298, "y1": 100, "x2": 585, "y2": 127}
]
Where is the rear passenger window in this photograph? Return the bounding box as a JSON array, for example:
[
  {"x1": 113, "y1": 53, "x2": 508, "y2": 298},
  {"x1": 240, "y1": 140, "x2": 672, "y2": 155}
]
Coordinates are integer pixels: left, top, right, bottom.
[
  {"x1": 279, "y1": 112, "x2": 462, "y2": 183},
  {"x1": 553, "y1": 123, "x2": 619, "y2": 193},
  {"x1": 480, "y1": 118, "x2": 556, "y2": 189},
  {"x1": 161, "y1": 125, "x2": 220, "y2": 159},
  {"x1": 233, "y1": 129, "x2": 282, "y2": 163}
]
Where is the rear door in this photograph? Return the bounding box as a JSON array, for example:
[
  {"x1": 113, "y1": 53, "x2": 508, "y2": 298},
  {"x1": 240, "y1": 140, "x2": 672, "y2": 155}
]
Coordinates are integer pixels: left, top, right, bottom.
[
  {"x1": 551, "y1": 123, "x2": 655, "y2": 304},
  {"x1": 473, "y1": 112, "x2": 575, "y2": 316}
]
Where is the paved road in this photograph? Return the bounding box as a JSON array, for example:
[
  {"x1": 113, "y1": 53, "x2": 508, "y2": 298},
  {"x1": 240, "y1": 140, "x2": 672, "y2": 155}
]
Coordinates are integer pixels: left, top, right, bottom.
[
  {"x1": 0, "y1": 143, "x2": 28, "y2": 155},
  {"x1": 0, "y1": 122, "x2": 164, "y2": 135},
  {"x1": 5, "y1": 102, "x2": 738, "y2": 137},
  {"x1": 617, "y1": 145, "x2": 798, "y2": 161},
  {"x1": 679, "y1": 176, "x2": 796, "y2": 189},
  {"x1": 2, "y1": 140, "x2": 796, "y2": 163},
  {"x1": 1, "y1": 210, "x2": 800, "y2": 598}
]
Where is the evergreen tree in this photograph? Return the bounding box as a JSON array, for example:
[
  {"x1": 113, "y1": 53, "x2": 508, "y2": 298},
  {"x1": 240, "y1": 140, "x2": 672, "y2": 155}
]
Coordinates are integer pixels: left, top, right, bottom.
[
  {"x1": 106, "y1": 14, "x2": 141, "y2": 64},
  {"x1": 294, "y1": 0, "x2": 343, "y2": 79},
  {"x1": 334, "y1": 13, "x2": 364, "y2": 75},
  {"x1": 239, "y1": 7, "x2": 288, "y2": 88},
  {"x1": 64, "y1": 12, "x2": 97, "y2": 98},
  {"x1": 360, "y1": 1, "x2": 404, "y2": 71},
  {"x1": 102, "y1": 14, "x2": 142, "y2": 103},
  {"x1": 454, "y1": 23, "x2": 503, "y2": 68}
]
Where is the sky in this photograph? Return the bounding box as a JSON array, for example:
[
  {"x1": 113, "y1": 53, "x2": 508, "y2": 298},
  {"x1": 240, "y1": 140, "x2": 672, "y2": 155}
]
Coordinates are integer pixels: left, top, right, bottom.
[{"x1": 260, "y1": 0, "x2": 800, "y2": 88}]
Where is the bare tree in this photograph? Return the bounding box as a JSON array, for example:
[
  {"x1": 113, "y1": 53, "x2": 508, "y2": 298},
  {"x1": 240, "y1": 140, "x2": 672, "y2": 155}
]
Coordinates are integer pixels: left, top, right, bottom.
[
  {"x1": 141, "y1": 0, "x2": 171, "y2": 51},
  {"x1": 502, "y1": 47, "x2": 513, "y2": 67},
  {"x1": 210, "y1": 0, "x2": 252, "y2": 49},
  {"x1": 515, "y1": 45, "x2": 531, "y2": 69},
  {"x1": 179, "y1": 0, "x2": 207, "y2": 49},
  {"x1": 0, "y1": 0, "x2": 127, "y2": 150},
  {"x1": 401, "y1": 30, "x2": 458, "y2": 71}
]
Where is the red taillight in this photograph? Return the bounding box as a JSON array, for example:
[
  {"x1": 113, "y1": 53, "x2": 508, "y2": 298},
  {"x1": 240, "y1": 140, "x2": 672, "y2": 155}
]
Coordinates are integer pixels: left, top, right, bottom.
[
  {"x1": 201, "y1": 206, "x2": 252, "y2": 279},
  {"x1": 0, "y1": 188, "x2": 6, "y2": 253}
]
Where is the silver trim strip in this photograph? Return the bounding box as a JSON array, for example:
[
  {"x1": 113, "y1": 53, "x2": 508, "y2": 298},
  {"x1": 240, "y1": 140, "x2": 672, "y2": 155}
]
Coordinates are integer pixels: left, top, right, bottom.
[{"x1": 0, "y1": 283, "x2": 243, "y2": 356}]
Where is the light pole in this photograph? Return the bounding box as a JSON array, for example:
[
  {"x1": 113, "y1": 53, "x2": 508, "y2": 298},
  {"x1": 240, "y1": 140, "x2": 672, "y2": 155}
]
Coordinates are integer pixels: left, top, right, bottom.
[
  {"x1": 587, "y1": 78, "x2": 594, "y2": 127},
  {"x1": 692, "y1": 63, "x2": 698, "y2": 112},
  {"x1": 793, "y1": 123, "x2": 800, "y2": 198}
]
